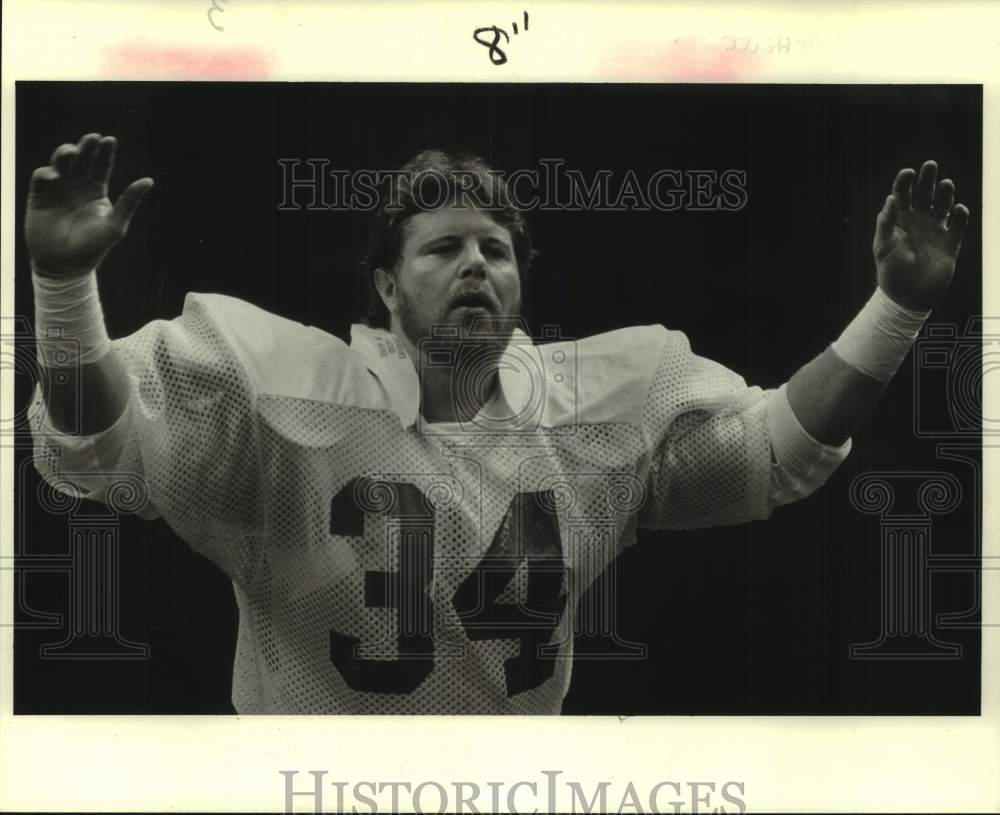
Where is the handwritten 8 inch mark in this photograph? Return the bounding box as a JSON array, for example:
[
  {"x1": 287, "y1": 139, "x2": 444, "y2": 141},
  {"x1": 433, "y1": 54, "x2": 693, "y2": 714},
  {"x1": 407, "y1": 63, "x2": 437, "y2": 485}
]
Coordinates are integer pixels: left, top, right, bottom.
[
  {"x1": 474, "y1": 10, "x2": 529, "y2": 65},
  {"x1": 207, "y1": 0, "x2": 230, "y2": 32}
]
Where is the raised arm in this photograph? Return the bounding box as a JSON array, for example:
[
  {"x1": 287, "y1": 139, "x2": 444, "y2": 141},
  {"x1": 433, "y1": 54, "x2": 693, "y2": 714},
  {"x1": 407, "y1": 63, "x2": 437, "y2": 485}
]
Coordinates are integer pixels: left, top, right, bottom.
[
  {"x1": 786, "y1": 160, "x2": 970, "y2": 446},
  {"x1": 26, "y1": 132, "x2": 153, "y2": 433}
]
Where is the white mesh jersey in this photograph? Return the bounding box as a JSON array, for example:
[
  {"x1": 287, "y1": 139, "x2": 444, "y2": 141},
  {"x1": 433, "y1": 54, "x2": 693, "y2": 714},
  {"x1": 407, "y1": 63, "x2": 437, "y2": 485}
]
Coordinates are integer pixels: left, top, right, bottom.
[{"x1": 31, "y1": 292, "x2": 783, "y2": 714}]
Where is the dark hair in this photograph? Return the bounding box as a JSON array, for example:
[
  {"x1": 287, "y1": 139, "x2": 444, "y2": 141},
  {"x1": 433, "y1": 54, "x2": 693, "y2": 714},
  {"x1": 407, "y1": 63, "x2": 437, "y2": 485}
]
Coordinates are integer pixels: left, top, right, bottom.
[{"x1": 359, "y1": 150, "x2": 537, "y2": 329}]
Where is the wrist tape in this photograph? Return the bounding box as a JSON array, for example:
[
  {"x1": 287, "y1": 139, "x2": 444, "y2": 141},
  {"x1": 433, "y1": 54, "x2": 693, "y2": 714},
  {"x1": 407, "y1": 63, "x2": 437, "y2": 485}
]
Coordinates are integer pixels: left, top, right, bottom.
[
  {"x1": 33, "y1": 269, "x2": 111, "y2": 367},
  {"x1": 829, "y1": 287, "x2": 930, "y2": 382}
]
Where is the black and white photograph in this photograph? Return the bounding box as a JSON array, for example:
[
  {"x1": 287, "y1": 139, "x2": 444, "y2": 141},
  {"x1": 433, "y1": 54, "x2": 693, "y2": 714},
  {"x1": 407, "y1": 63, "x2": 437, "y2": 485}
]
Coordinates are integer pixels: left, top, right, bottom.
[
  {"x1": 2, "y1": 2, "x2": 998, "y2": 814},
  {"x1": 12, "y1": 80, "x2": 983, "y2": 718}
]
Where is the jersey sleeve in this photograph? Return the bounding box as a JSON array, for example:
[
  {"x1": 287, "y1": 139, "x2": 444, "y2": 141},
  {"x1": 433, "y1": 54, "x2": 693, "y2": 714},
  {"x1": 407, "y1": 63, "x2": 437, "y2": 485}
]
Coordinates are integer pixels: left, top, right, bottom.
[
  {"x1": 29, "y1": 292, "x2": 265, "y2": 578},
  {"x1": 636, "y1": 327, "x2": 774, "y2": 530}
]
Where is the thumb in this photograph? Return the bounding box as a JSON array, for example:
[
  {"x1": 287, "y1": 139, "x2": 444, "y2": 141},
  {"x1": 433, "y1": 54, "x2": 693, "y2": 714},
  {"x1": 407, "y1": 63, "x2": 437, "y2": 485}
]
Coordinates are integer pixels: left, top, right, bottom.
[
  {"x1": 111, "y1": 177, "x2": 154, "y2": 231},
  {"x1": 875, "y1": 194, "x2": 897, "y2": 242}
]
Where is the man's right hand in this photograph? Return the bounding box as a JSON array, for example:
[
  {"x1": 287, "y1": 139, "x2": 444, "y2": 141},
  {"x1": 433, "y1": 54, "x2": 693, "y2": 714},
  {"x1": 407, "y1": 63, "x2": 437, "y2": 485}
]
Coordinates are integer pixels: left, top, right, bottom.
[{"x1": 26, "y1": 133, "x2": 153, "y2": 278}]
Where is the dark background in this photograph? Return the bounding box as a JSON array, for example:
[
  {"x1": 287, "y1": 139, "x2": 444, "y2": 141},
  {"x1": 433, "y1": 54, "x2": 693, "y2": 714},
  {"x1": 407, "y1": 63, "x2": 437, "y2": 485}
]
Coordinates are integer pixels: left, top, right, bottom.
[{"x1": 12, "y1": 82, "x2": 982, "y2": 714}]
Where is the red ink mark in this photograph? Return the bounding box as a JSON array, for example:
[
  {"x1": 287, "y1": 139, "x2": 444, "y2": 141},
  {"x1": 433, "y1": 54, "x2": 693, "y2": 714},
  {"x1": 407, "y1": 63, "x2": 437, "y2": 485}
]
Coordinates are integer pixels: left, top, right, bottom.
[
  {"x1": 602, "y1": 39, "x2": 762, "y2": 82},
  {"x1": 103, "y1": 41, "x2": 273, "y2": 79}
]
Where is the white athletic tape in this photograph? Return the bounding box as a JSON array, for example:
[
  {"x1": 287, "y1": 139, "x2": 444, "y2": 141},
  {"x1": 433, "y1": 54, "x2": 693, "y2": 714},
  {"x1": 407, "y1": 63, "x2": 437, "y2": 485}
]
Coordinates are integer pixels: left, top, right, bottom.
[
  {"x1": 33, "y1": 269, "x2": 112, "y2": 367},
  {"x1": 830, "y1": 286, "x2": 930, "y2": 382}
]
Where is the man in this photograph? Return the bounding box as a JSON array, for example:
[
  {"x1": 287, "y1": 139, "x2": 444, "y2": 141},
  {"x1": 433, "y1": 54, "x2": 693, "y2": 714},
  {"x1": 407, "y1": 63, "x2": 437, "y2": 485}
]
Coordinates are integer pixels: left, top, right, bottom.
[{"x1": 26, "y1": 133, "x2": 969, "y2": 714}]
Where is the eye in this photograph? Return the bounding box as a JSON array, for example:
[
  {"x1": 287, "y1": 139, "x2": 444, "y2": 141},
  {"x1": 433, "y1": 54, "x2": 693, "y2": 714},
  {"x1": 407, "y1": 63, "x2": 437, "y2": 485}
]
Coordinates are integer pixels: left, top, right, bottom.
[
  {"x1": 428, "y1": 240, "x2": 459, "y2": 255},
  {"x1": 483, "y1": 241, "x2": 511, "y2": 260}
]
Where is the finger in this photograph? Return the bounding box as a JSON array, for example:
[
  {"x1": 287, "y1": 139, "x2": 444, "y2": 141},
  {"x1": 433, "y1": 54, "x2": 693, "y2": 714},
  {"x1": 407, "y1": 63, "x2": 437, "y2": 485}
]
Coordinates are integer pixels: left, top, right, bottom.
[
  {"x1": 932, "y1": 178, "x2": 955, "y2": 219},
  {"x1": 29, "y1": 166, "x2": 60, "y2": 194},
  {"x1": 50, "y1": 143, "x2": 77, "y2": 177},
  {"x1": 111, "y1": 177, "x2": 155, "y2": 231},
  {"x1": 74, "y1": 133, "x2": 103, "y2": 179},
  {"x1": 911, "y1": 159, "x2": 937, "y2": 212},
  {"x1": 892, "y1": 167, "x2": 915, "y2": 211},
  {"x1": 947, "y1": 203, "x2": 970, "y2": 249},
  {"x1": 876, "y1": 194, "x2": 897, "y2": 241},
  {"x1": 92, "y1": 136, "x2": 118, "y2": 185}
]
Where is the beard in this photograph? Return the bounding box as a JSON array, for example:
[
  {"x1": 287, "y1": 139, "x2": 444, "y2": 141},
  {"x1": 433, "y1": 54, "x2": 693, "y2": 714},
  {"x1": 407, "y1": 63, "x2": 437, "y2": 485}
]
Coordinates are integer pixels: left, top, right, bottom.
[
  {"x1": 396, "y1": 285, "x2": 522, "y2": 419},
  {"x1": 396, "y1": 284, "x2": 521, "y2": 356}
]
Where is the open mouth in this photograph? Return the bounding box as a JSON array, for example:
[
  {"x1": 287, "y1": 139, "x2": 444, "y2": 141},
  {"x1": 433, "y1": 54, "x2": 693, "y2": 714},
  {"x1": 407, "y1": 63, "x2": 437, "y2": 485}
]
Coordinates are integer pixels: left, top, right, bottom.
[{"x1": 450, "y1": 292, "x2": 497, "y2": 312}]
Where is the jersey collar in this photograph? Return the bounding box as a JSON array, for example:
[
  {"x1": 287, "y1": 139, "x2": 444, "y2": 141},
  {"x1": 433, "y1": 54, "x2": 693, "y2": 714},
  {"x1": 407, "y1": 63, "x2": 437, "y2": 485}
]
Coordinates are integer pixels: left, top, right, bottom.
[{"x1": 349, "y1": 323, "x2": 541, "y2": 430}]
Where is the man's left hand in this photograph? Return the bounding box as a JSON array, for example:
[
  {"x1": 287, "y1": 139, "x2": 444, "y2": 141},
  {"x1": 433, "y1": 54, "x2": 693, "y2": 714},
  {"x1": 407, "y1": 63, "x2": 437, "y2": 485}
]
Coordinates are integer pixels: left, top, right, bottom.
[{"x1": 874, "y1": 160, "x2": 970, "y2": 311}]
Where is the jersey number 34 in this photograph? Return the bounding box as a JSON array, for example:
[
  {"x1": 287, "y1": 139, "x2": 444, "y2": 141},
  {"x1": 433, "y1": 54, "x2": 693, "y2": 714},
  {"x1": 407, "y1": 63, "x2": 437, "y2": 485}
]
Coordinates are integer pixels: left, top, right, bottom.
[{"x1": 329, "y1": 477, "x2": 567, "y2": 697}]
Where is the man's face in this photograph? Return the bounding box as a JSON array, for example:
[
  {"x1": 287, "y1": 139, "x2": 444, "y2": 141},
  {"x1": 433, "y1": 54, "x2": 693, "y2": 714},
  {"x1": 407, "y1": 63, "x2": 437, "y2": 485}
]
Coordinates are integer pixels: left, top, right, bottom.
[{"x1": 383, "y1": 204, "x2": 522, "y2": 351}]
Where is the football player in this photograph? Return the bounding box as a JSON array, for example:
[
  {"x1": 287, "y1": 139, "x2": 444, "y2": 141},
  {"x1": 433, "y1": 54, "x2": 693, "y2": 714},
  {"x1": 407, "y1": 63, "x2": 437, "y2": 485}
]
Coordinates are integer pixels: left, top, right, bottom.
[{"x1": 26, "y1": 134, "x2": 969, "y2": 713}]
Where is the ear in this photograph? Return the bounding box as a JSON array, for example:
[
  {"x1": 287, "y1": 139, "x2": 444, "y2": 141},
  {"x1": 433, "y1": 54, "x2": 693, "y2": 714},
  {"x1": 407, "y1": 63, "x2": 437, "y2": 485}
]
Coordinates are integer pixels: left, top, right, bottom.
[{"x1": 373, "y1": 267, "x2": 398, "y2": 315}]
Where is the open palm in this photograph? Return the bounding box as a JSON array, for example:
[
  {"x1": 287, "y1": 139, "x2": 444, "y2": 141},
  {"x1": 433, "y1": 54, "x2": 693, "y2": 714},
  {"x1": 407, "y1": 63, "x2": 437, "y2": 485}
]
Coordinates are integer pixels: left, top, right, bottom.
[
  {"x1": 874, "y1": 160, "x2": 969, "y2": 311},
  {"x1": 25, "y1": 133, "x2": 153, "y2": 277}
]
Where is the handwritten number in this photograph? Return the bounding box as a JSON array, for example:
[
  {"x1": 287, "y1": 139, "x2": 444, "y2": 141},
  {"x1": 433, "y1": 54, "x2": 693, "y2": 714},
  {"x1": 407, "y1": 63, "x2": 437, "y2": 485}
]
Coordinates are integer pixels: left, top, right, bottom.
[
  {"x1": 207, "y1": 0, "x2": 229, "y2": 32},
  {"x1": 473, "y1": 11, "x2": 530, "y2": 66},
  {"x1": 473, "y1": 26, "x2": 510, "y2": 65}
]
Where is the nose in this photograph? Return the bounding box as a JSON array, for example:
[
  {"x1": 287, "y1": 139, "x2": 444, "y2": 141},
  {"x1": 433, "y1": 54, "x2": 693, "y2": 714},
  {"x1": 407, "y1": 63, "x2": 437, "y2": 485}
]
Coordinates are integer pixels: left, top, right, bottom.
[{"x1": 458, "y1": 241, "x2": 488, "y2": 280}]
